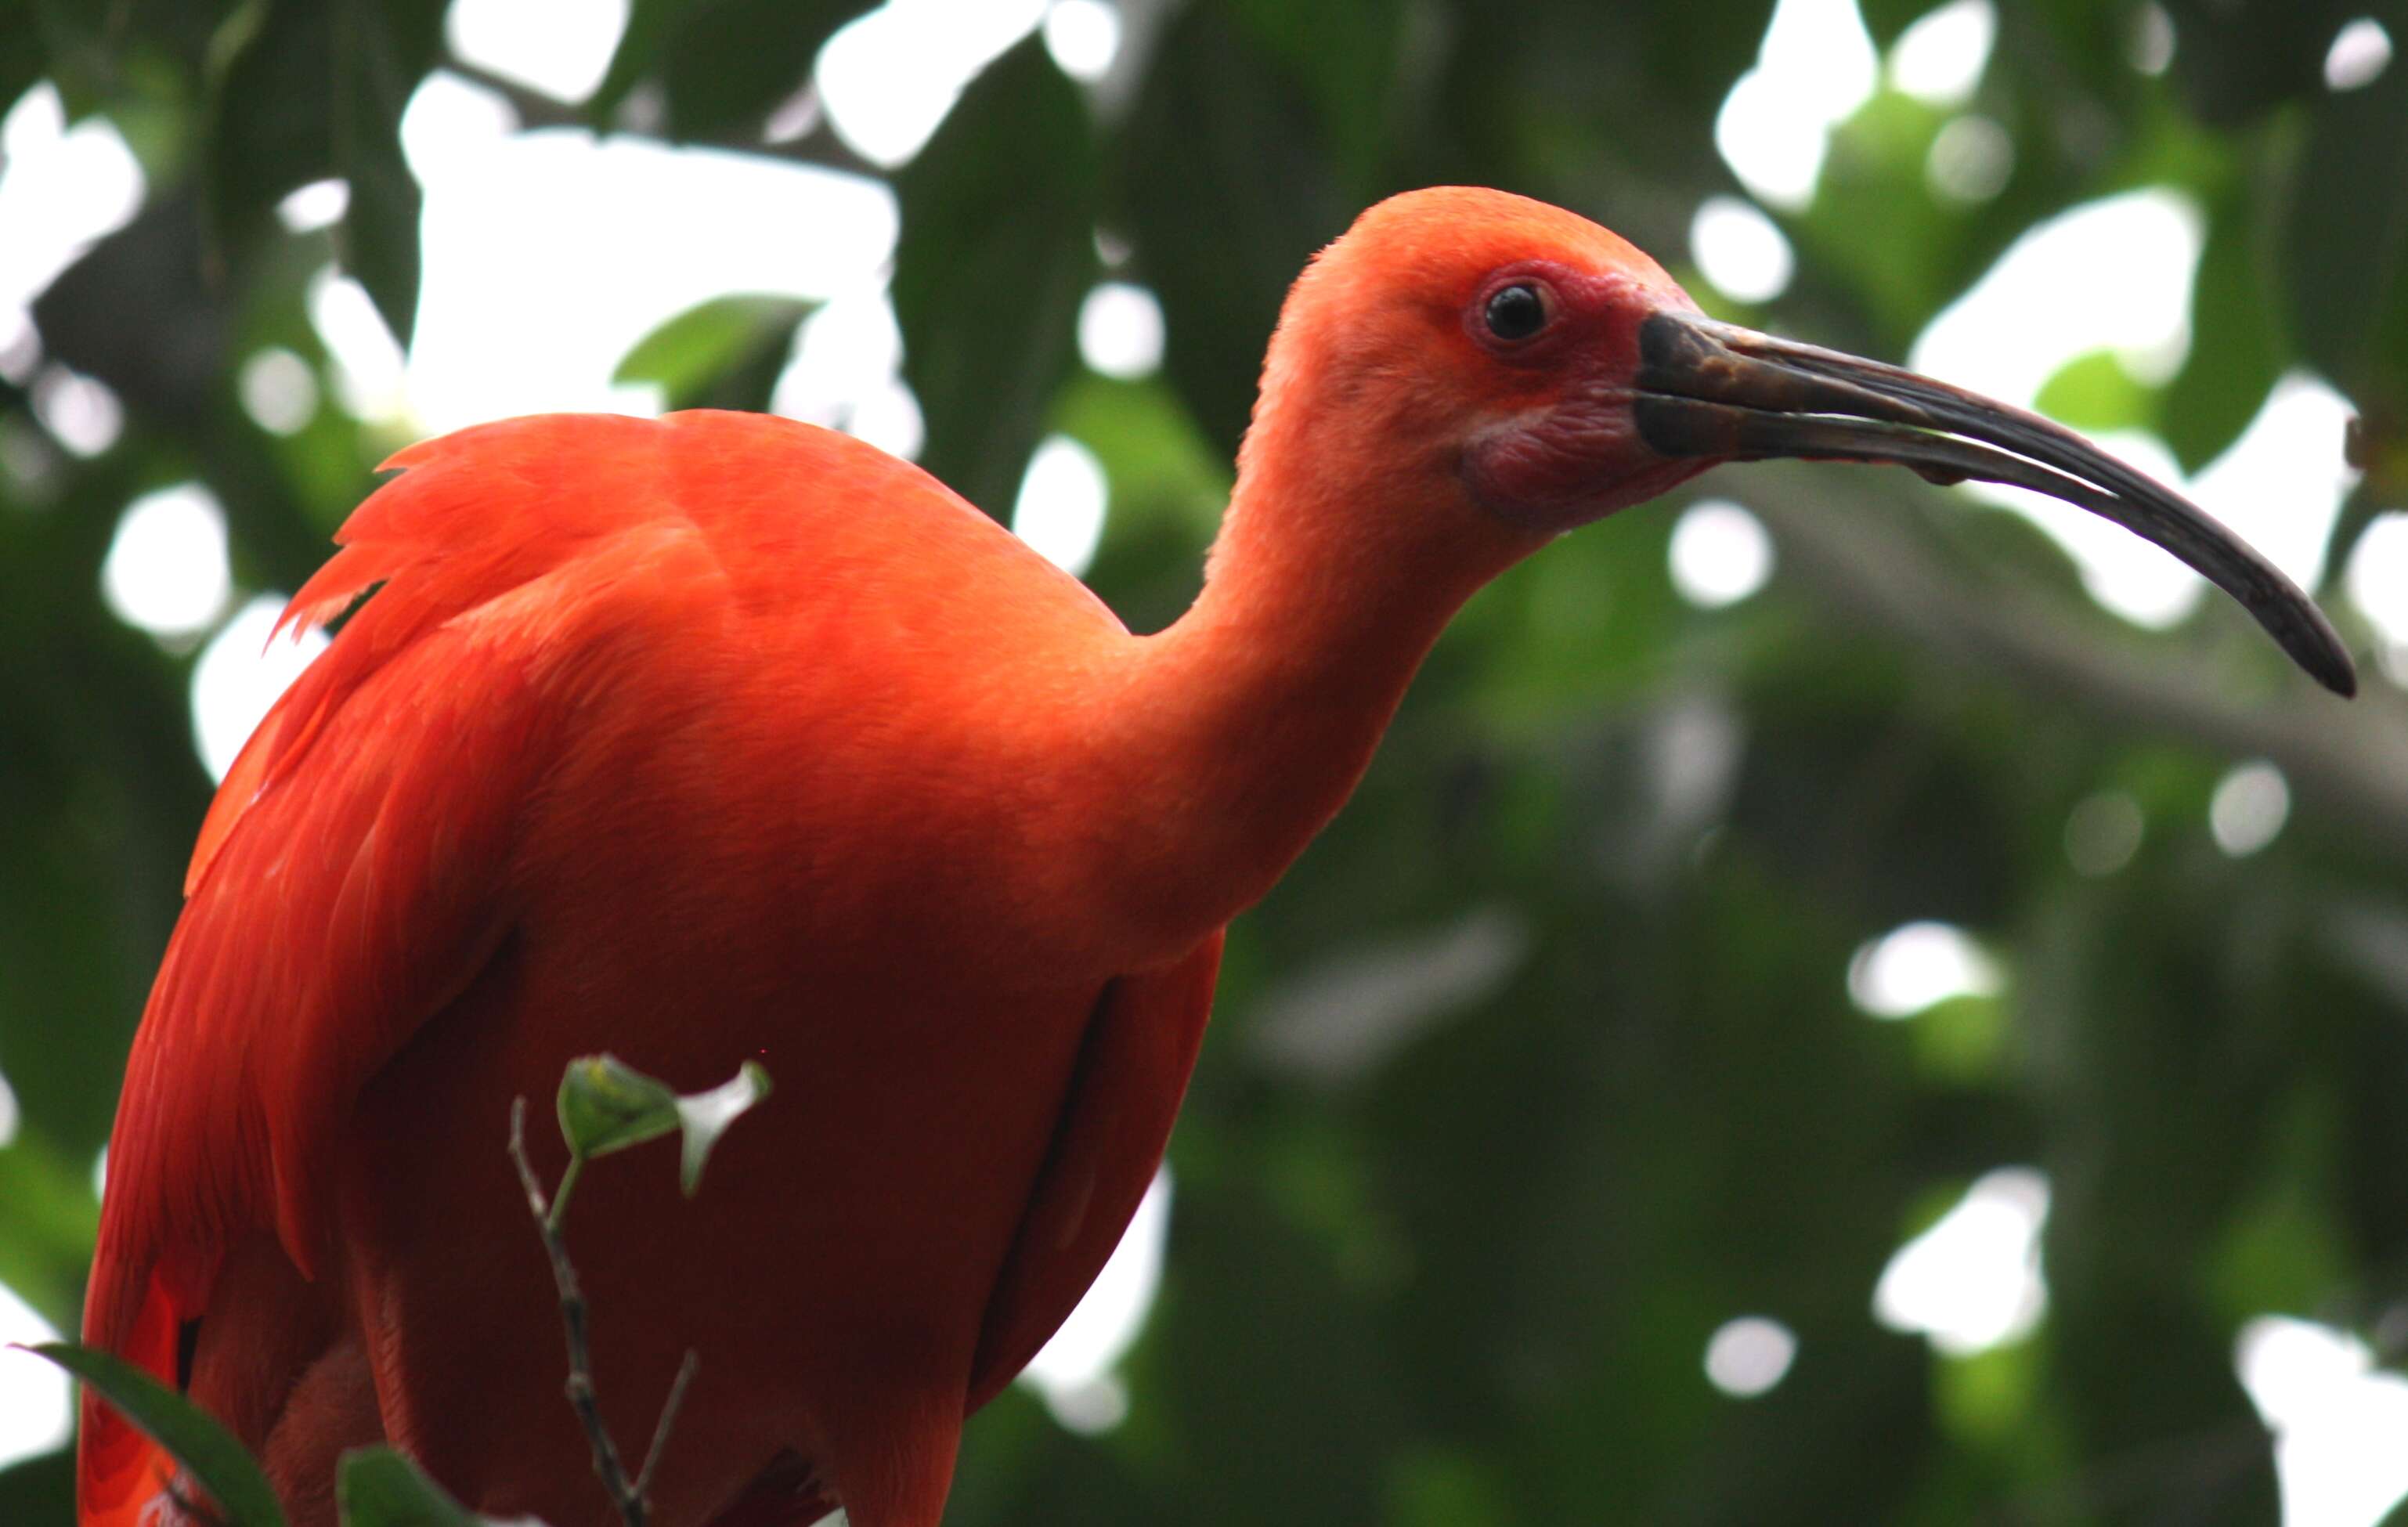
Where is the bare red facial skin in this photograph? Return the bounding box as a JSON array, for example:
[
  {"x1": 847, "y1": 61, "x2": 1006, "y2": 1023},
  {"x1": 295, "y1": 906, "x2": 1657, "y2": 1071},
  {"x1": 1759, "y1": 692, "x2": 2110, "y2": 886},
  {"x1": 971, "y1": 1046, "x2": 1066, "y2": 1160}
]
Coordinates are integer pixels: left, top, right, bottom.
[{"x1": 1455, "y1": 263, "x2": 1711, "y2": 534}]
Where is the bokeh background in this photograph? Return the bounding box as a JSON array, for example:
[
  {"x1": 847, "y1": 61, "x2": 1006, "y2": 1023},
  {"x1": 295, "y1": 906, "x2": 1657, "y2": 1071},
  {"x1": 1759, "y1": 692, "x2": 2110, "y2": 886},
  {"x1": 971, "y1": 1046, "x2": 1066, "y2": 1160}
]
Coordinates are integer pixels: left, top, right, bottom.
[{"x1": 5, "y1": 0, "x2": 2408, "y2": 1522}]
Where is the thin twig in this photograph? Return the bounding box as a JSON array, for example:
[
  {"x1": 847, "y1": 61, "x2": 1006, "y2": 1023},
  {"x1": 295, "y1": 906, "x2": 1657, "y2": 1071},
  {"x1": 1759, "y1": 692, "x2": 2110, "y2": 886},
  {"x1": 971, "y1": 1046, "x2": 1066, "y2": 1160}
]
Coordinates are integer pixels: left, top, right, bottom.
[
  {"x1": 435, "y1": 47, "x2": 886, "y2": 179},
  {"x1": 435, "y1": 52, "x2": 589, "y2": 130},
  {"x1": 635, "y1": 1349, "x2": 702, "y2": 1500},
  {"x1": 507, "y1": 1097, "x2": 649, "y2": 1527},
  {"x1": 1748, "y1": 467, "x2": 2408, "y2": 855}
]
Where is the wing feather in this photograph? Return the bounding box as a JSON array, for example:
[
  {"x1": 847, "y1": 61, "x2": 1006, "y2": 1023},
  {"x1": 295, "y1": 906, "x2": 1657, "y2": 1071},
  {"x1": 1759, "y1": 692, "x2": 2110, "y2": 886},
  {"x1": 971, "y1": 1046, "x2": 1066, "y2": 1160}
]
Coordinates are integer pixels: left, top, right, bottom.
[
  {"x1": 967, "y1": 934, "x2": 1223, "y2": 1410},
  {"x1": 81, "y1": 413, "x2": 735, "y2": 1526}
]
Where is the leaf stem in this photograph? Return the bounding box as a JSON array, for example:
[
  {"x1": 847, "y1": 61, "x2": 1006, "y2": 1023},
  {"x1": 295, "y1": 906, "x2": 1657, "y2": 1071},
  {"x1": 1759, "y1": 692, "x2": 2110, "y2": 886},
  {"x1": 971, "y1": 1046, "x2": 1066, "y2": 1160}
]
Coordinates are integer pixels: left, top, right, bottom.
[
  {"x1": 507, "y1": 1097, "x2": 652, "y2": 1527},
  {"x1": 547, "y1": 1153, "x2": 585, "y2": 1236}
]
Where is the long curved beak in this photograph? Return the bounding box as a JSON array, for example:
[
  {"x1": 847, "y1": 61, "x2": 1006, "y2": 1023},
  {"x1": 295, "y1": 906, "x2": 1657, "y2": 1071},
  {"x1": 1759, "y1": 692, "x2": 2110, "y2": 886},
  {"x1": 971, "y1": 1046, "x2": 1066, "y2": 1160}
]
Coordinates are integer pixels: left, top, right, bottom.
[{"x1": 1630, "y1": 310, "x2": 2356, "y2": 697}]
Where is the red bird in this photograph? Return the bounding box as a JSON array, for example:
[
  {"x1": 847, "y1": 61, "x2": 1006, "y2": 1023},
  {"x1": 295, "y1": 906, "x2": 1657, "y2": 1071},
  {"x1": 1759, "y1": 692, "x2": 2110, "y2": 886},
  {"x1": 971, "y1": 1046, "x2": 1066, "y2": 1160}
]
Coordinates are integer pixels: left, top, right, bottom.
[{"x1": 78, "y1": 187, "x2": 2350, "y2": 1527}]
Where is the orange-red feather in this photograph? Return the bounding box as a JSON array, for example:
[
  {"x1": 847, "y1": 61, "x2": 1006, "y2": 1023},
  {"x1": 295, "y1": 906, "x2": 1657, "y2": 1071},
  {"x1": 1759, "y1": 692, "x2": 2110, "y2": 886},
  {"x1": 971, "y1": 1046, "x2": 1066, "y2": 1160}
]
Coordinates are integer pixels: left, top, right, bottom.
[{"x1": 83, "y1": 410, "x2": 1217, "y2": 1525}]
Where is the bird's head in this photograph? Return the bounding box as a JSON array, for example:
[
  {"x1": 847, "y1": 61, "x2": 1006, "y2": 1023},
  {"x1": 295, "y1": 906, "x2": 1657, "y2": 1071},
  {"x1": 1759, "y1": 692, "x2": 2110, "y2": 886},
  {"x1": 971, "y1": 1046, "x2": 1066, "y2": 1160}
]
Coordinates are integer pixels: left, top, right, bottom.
[{"x1": 1244, "y1": 186, "x2": 2353, "y2": 695}]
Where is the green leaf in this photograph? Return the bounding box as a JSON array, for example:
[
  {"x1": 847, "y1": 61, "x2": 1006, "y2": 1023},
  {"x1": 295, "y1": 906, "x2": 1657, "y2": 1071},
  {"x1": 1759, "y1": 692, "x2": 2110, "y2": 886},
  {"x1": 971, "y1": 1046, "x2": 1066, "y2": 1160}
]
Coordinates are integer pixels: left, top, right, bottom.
[
  {"x1": 556, "y1": 1053, "x2": 681, "y2": 1161},
  {"x1": 0, "y1": 1442, "x2": 73, "y2": 1527},
  {"x1": 202, "y1": 0, "x2": 444, "y2": 339},
  {"x1": 894, "y1": 35, "x2": 1099, "y2": 516},
  {"x1": 2280, "y1": 54, "x2": 2408, "y2": 403},
  {"x1": 2164, "y1": 186, "x2": 2282, "y2": 473},
  {"x1": 590, "y1": 0, "x2": 868, "y2": 139},
  {"x1": 0, "y1": 5, "x2": 46, "y2": 121},
  {"x1": 16, "y1": 1342, "x2": 286, "y2": 1527},
  {"x1": 612, "y1": 294, "x2": 817, "y2": 413},
  {"x1": 674, "y1": 1060, "x2": 774, "y2": 1195},
  {"x1": 1113, "y1": 2, "x2": 1350, "y2": 460},
  {"x1": 334, "y1": 1446, "x2": 535, "y2": 1527},
  {"x1": 1796, "y1": 92, "x2": 1957, "y2": 343},
  {"x1": 1221, "y1": 0, "x2": 1405, "y2": 187},
  {"x1": 1855, "y1": 0, "x2": 1943, "y2": 47},
  {"x1": 2033, "y1": 350, "x2": 2151, "y2": 434},
  {"x1": 554, "y1": 1055, "x2": 771, "y2": 1189},
  {"x1": 1907, "y1": 992, "x2": 2008, "y2": 1085},
  {"x1": 1933, "y1": 1340, "x2": 2042, "y2": 1445}
]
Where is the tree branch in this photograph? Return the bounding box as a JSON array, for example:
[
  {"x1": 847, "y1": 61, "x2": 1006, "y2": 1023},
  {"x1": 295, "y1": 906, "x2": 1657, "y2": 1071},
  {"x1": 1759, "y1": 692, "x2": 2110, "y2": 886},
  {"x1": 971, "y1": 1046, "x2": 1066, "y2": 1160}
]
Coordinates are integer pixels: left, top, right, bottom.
[
  {"x1": 435, "y1": 50, "x2": 886, "y2": 179},
  {"x1": 1745, "y1": 465, "x2": 2408, "y2": 856},
  {"x1": 436, "y1": 52, "x2": 589, "y2": 131}
]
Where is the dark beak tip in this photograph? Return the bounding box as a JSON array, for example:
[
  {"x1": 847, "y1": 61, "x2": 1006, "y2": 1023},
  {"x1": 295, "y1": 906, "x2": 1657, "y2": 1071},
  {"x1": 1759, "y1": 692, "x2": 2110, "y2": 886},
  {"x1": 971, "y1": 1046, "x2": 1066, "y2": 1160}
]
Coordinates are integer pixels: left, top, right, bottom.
[
  {"x1": 2280, "y1": 599, "x2": 2359, "y2": 698},
  {"x1": 2320, "y1": 648, "x2": 2360, "y2": 699}
]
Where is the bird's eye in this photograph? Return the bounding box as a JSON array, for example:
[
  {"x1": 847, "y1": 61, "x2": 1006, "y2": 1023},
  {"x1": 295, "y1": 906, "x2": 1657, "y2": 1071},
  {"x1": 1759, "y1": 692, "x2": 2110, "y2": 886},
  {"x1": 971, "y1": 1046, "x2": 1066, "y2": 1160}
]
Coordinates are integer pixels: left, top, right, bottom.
[{"x1": 1484, "y1": 283, "x2": 1548, "y2": 342}]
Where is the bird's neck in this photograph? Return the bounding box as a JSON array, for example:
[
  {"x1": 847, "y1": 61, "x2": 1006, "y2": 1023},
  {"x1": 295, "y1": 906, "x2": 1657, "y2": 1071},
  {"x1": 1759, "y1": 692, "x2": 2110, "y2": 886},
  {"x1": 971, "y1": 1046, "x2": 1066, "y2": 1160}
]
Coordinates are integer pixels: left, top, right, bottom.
[{"x1": 1104, "y1": 436, "x2": 1544, "y2": 958}]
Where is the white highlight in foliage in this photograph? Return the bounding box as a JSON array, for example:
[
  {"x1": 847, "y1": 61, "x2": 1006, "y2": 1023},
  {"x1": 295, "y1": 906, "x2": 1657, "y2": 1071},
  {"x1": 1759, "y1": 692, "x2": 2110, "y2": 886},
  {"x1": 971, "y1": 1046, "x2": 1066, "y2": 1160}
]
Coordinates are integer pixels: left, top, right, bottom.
[
  {"x1": 191, "y1": 596, "x2": 331, "y2": 784},
  {"x1": 1918, "y1": 208, "x2": 2357, "y2": 635},
  {"x1": 778, "y1": 291, "x2": 904, "y2": 424},
  {"x1": 1689, "y1": 196, "x2": 1795, "y2": 304},
  {"x1": 0, "y1": 305, "x2": 35, "y2": 385},
  {"x1": 818, "y1": 0, "x2": 1047, "y2": 168},
  {"x1": 1703, "y1": 1316, "x2": 1798, "y2": 1398},
  {"x1": 1849, "y1": 921, "x2": 2000, "y2": 1019},
  {"x1": 2237, "y1": 1316, "x2": 2408, "y2": 1527},
  {"x1": 1960, "y1": 435, "x2": 2201, "y2": 630},
  {"x1": 1013, "y1": 435, "x2": 1109, "y2": 577},
  {"x1": 31, "y1": 366, "x2": 123, "y2": 457},
  {"x1": 309, "y1": 268, "x2": 411, "y2": 421},
  {"x1": 407, "y1": 74, "x2": 898, "y2": 434},
  {"x1": 1875, "y1": 1168, "x2": 2049, "y2": 1356},
  {"x1": 448, "y1": 0, "x2": 631, "y2": 103},
  {"x1": 1668, "y1": 498, "x2": 1775, "y2": 608},
  {"x1": 1714, "y1": 0, "x2": 1879, "y2": 209},
  {"x1": 2209, "y1": 760, "x2": 2290, "y2": 857},
  {"x1": 0, "y1": 1068, "x2": 16, "y2": 1149},
  {"x1": 2325, "y1": 18, "x2": 2394, "y2": 92},
  {"x1": 2188, "y1": 373, "x2": 2356, "y2": 590},
  {"x1": 1044, "y1": 0, "x2": 1123, "y2": 82},
  {"x1": 276, "y1": 178, "x2": 351, "y2": 234},
  {"x1": 1020, "y1": 1166, "x2": 1171, "y2": 1433},
  {"x1": 773, "y1": 291, "x2": 922, "y2": 459},
  {"x1": 240, "y1": 348, "x2": 322, "y2": 437},
  {"x1": 0, "y1": 83, "x2": 145, "y2": 314},
  {"x1": 1911, "y1": 189, "x2": 2200, "y2": 409},
  {"x1": 2346, "y1": 514, "x2": 2408, "y2": 665},
  {"x1": 2129, "y1": 4, "x2": 2176, "y2": 74},
  {"x1": 0, "y1": 1281, "x2": 70, "y2": 1471},
  {"x1": 1078, "y1": 281, "x2": 1166, "y2": 379},
  {"x1": 844, "y1": 377, "x2": 927, "y2": 463},
  {"x1": 377, "y1": 34, "x2": 925, "y2": 440},
  {"x1": 1927, "y1": 115, "x2": 2013, "y2": 203},
  {"x1": 1889, "y1": 0, "x2": 1995, "y2": 106},
  {"x1": 103, "y1": 485, "x2": 233, "y2": 640},
  {"x1": 401, "y1": 69, "x2": 522, "y2": 182},
  {"x1": 1966, "y1": 382, "x2": 2357, "y2": 631}
]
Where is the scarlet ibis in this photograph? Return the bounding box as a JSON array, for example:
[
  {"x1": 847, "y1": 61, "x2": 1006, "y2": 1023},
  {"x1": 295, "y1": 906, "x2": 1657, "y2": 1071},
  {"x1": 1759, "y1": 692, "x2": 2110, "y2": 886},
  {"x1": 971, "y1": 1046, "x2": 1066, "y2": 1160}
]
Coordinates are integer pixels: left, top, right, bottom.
[{"x1": 78, "y1": 186, "x2": 2351, "y2": 1527}]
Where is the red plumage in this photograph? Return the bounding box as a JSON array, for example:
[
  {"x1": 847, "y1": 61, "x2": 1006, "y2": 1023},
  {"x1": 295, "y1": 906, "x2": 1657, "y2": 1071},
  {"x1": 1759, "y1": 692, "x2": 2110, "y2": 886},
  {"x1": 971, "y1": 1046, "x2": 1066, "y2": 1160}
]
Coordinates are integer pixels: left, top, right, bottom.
[
  {"x1": 85, "y1": 412, "x2": 1222, "y2": 1525},
  {"x1": 81, "y1": 186, "x2": 2341, "y2": 1527}
]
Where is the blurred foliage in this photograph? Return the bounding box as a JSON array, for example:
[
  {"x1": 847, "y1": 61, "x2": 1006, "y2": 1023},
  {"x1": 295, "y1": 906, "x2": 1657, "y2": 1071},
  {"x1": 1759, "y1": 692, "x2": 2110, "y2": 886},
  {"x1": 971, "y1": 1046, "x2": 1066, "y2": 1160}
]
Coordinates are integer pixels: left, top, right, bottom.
[
  {"x1": 5, "y1": 1, "x2": 2408, "y2": 1524},
  {"x1": 22, "y1": 1341, "x2": 286, "y2": 1527}
]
